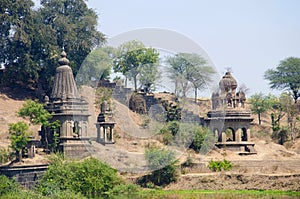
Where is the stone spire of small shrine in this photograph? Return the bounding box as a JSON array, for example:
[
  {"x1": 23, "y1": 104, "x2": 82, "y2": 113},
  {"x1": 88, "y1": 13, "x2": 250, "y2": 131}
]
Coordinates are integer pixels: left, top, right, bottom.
[{"x1": 51, "y1": 49, "x2": 79, "y2": 100}]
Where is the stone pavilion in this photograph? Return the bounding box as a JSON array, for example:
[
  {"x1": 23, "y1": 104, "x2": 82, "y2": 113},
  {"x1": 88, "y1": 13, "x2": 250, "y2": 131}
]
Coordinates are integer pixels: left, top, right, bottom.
[{"x1": 205, "y1": 72, "x2": 257, "y2": 154}]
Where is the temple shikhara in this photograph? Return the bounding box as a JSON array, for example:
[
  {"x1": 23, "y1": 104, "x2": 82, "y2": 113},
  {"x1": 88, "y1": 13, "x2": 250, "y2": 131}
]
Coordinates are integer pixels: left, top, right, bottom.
[
  {"x1": 205, "y1": 72, "x2": 257, "y2": 154},
  {"x1": 41, "y1": 50, "x2": 92, "y2": 158}
]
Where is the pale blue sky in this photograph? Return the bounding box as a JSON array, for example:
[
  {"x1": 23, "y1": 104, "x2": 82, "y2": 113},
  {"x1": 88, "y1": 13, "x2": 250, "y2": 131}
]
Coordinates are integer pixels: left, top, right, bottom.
[{"x1": 86, "y1": 0, "x2": 300, "y2": 96}]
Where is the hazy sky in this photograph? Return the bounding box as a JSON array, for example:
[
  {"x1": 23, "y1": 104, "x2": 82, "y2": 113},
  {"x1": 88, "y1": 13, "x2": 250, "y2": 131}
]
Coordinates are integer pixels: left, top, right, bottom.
[{"x1": 85, "y1": 0, "x2": 300, "y2": 96}]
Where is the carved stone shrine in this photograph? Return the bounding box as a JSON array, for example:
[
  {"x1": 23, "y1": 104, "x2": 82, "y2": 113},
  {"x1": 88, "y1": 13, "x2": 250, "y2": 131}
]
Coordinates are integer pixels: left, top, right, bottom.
[{"x1": 205, "y1": 72, "x2": 257, "y2": 154}]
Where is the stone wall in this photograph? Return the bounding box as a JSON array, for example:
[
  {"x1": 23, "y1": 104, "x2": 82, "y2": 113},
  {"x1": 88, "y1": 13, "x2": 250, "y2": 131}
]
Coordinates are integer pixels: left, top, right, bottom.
[{"x1": 0, "y1": 164, "x2": 48, "y2": 189}]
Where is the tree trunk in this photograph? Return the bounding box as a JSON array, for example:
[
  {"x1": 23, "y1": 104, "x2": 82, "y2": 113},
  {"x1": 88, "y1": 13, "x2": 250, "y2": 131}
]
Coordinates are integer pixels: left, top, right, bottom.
[
  {"x1": 134, "y1": 75, "x2": 137, "y2": 91},
  {"x1": 194, "y1": 86, "x2": 197, "y2": 102},
  {"x1": 16, "y1": 150, "x2": 22, "y2": 162},
  {"x1": 258, "y1": 113, "x2": 261, "y2": 125},
  {"x1": 174, "y1": 80, "x2": 177, "y2": 96}
]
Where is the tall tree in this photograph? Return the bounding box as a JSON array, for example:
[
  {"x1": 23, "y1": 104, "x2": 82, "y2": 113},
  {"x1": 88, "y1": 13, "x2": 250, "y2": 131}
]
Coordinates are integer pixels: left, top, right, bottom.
[
  {"x1": 37, "y1": 0, "x2": 105, "y2": 93},
  {"x1": 113, "y1": 40, "x2": 159, "y2": 91},
  {"x1": 249, "y1": 93, "x2": 276, "y2": 125},
  {"x1": 9, "y1": 122, "x2": 31, "y2": 162},
  {"x1": 18, "y1": 100, "x2": 60, "y2": 150},
  {"x1": 0, "y1": 0, "x2": 40, "y2": 87},
  {"x1": 0, "y1": 0, "x2": 105, "y2": 95},
  {"x1": 166, "y1": 53, "x2": 215, "y2": 101},
  {"x1": 264, "y1": 57, "x2": 300, "y2": 103},
  {"x1": 278, "y1": 92, "x2": 299, "y2": 141},
  {"x1": 77, "y1": 46, "x2": 115, "y2": 86}
]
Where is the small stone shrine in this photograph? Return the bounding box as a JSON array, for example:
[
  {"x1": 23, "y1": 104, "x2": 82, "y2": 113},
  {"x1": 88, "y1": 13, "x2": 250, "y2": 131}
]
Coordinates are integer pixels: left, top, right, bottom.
[
  {"x1": 96, "y1": 101, "x2": 115, "y2": 144},
  {"x1": 205, "y1": 72, "x2": 256, "y2": 154},
  {"x1": 42, "y1": 49, "x2": 92, "y2": 158}
]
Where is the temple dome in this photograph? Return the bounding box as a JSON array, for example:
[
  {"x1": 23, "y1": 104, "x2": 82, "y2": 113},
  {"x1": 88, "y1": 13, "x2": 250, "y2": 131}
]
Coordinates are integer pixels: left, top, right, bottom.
[
  {"x1": 219, "y1": 71, "x2": 237, "y2": 92},
  {"x1": 51, "y1": 50, "x2": 79, "y2": 100}
]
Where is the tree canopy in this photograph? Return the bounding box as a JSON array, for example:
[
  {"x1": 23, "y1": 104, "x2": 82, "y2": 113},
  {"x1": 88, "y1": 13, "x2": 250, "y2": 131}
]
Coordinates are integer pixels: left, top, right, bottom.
[
  {"x1": 264, "y1": 57, "x2": 300, "y2": 103},
  {"x1": 166, "y1": 53, "x2": 215, "y2": 101},
  {"x1": 77, "y1": 46, "x2": 115, "y2": 86},
  {"x1": 0, "y1": 0, "x2": 105, "y2": 95},
  {"x1": 248, "y1": 93, "x2": 276, "y2": 125},
  {"x1": 113, "y1": 40, "x2": 159, "y2": 91},
  {"x1": 9, "y1": 122, "x2": 31, "y2": 162}
]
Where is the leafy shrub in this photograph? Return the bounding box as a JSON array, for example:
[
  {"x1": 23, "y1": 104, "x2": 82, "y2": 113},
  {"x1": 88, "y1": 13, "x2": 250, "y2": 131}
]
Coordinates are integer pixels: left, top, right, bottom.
[
  {"x1": 145, "y1": 147, "x2": 175, "y2": 170},
  {"x1": 159, "y1": 121, "x2": 180, "y2": 145},
  {"x1": 140, "y1": 147, "x2": 178, "y2": 187},
  {"x1": 190, "y1": 127, "x2": 215, "y2": 153},
  {"x1": 0, "y1": 148, "x2": 14, "y2": 164},
  {"x1": 109, "y1": 183, "x2": 139, "y2": 196},
  {"x1": 272, "y1": 126, "x2": 289, "y2": 145},
  {"x1": 37, "y1": 156, "x2": 124, "y2": 197},
  {"x1": 208, "y1": 159, "x2": 232, "y2": 172},
  {"x1": 0, "y1": 175, "x2": 20, "y2": 196}
]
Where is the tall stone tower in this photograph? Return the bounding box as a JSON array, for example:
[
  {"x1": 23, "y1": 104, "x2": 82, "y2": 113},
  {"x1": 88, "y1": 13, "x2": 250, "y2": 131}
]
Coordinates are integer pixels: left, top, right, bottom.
[{"x1": 44, "y1": 49, "x2": 92, "y2": 158}]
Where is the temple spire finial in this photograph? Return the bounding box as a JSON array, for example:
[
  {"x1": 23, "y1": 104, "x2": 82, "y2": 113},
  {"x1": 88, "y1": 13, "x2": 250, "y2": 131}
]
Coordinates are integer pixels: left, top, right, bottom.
[{"x1": 58, "y1": 47, "x2": 69, "y2": 66}]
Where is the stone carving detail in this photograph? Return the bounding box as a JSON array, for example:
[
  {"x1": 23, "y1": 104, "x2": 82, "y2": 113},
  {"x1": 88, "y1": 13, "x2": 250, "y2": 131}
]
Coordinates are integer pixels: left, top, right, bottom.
[{"x1": 212, "y1": 71, "x2": 247, "y2": 109}]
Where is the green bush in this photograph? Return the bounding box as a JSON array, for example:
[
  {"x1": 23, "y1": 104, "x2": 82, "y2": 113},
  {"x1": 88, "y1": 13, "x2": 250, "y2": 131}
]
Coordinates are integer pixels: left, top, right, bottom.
[
  {"x1": 37, "y1": 156, "x2": 124, "y2": 197},
  {"x1": 109, "y1": 183, "x2": 139, "y2": 196},
  {"x1": 208, "y1": 159, "x2": 232, "y2": 172},
  {"x1": 0, "y1": 175, "x2": 20, "y2": 196},
  {"x1": 141, "y1": 147, "x2": 178, "y2": 187},
  {"x1": 0, "y1": 148, "x2": 14, "y2": 164},
  {"x1": 190, "y1": 126, "x2": 215, "y2": 153},
  {"x1": 159, "y1": 121, "x2": 180, "y2": 145}
]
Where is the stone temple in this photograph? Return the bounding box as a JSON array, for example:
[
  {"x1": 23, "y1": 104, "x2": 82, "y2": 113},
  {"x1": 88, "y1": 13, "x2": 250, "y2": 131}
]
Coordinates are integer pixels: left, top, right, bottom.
[
  {"x1": 205, "y1": 72, "x2": 257, "y2": 154},
  {"x1": 41, "y1": 50, "x2": 92, "y2": 158}
]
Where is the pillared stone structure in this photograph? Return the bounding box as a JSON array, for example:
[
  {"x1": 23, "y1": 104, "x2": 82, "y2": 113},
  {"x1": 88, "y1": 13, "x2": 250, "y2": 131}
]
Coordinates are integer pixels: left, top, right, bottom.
[{"x1": 205, "y1": 72, "x2": 256, "y2": 154}]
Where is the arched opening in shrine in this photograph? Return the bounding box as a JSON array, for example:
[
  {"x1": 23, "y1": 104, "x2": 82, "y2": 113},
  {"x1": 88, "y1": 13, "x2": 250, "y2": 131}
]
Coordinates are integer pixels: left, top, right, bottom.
[
  {"x1": 241, "y1": 127, "x2": 248, "y2": 141},
  {"x1": 73, "y1": 121, "x2": 79, "y2": 136},
  {"x1": 226, "y1": 127, "x2": 235, "y2": 142}
]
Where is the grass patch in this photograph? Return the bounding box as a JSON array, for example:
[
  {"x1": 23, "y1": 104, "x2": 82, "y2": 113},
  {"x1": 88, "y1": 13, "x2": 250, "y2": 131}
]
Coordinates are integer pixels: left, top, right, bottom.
[{"x1": 134, "y1": 189, "x2": 300, "y2": 199}]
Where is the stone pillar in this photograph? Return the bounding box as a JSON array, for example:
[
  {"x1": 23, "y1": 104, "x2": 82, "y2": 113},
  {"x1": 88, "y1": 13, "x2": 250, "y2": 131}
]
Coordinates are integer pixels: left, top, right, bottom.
[
  {"x1": 247, "y1": 128, "x2": 251, "y2": 141},
  {"x1": 214, "y1": 129, "x2": 218, "y2": 141},
  {"x1": 100, "y1": 125, "x2": 103, "y2": 139},
  {"x1": 111, "y1": 126, "x2": 114, "y2": 143},
  {"x1": 96, "y1": 124, "x2": 101, "y2": 143},
  {"x1": 28, "y1": 145, "x2": 35, "y2": 158},
  {"x1": 236, "y1": 128, "x2": 242, "y2": 142},
  {"x1": 221, "y1": 132, "x2": 226, "y2": 142},
  {"x1": 104, "y1": 126, "x2": 107, "y2": 143}
]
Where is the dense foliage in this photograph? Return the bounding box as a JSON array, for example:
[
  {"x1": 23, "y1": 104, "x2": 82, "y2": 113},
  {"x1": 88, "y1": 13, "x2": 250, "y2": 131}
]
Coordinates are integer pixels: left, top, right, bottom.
[
  {"x1": 0, "y1": 0, "x2": 105, "y2": 95},
  {"x1": 248, "y1": 93, "x2": 277, "y2": 125},
  {"x1": 264, "y1": 57, "x2": 300, "y2": 103},
  {"x1": 37, "y1": 155, "x2": 134, "y2": 197},
  {"x1": 113, "y1": 40, "x2": 160, "y2": 91},
  {"x1": 18, "y1": 100, "x2": 60, "y2": 151},
  {"x1": 77, "y1": 47, "x2": 115, "y2": 86},
  {"x1": 0, "y1": 148, "x2": 13, "y2": 164},
  {"x1": 141, "y1": 147, "x2": 178, "y2": 187},
  {"x1": 190, "y1": 127, "x2": 215, "y2": 154},
  {"x1": 166, "y1": 53, "x2": 216, "y2": 101},
  {"x1": 0, "y1": 175, "x2": 20, "y2": 196},
  {"x1": 8, "y1": 121, "x2": 31, "y2": 162}
]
